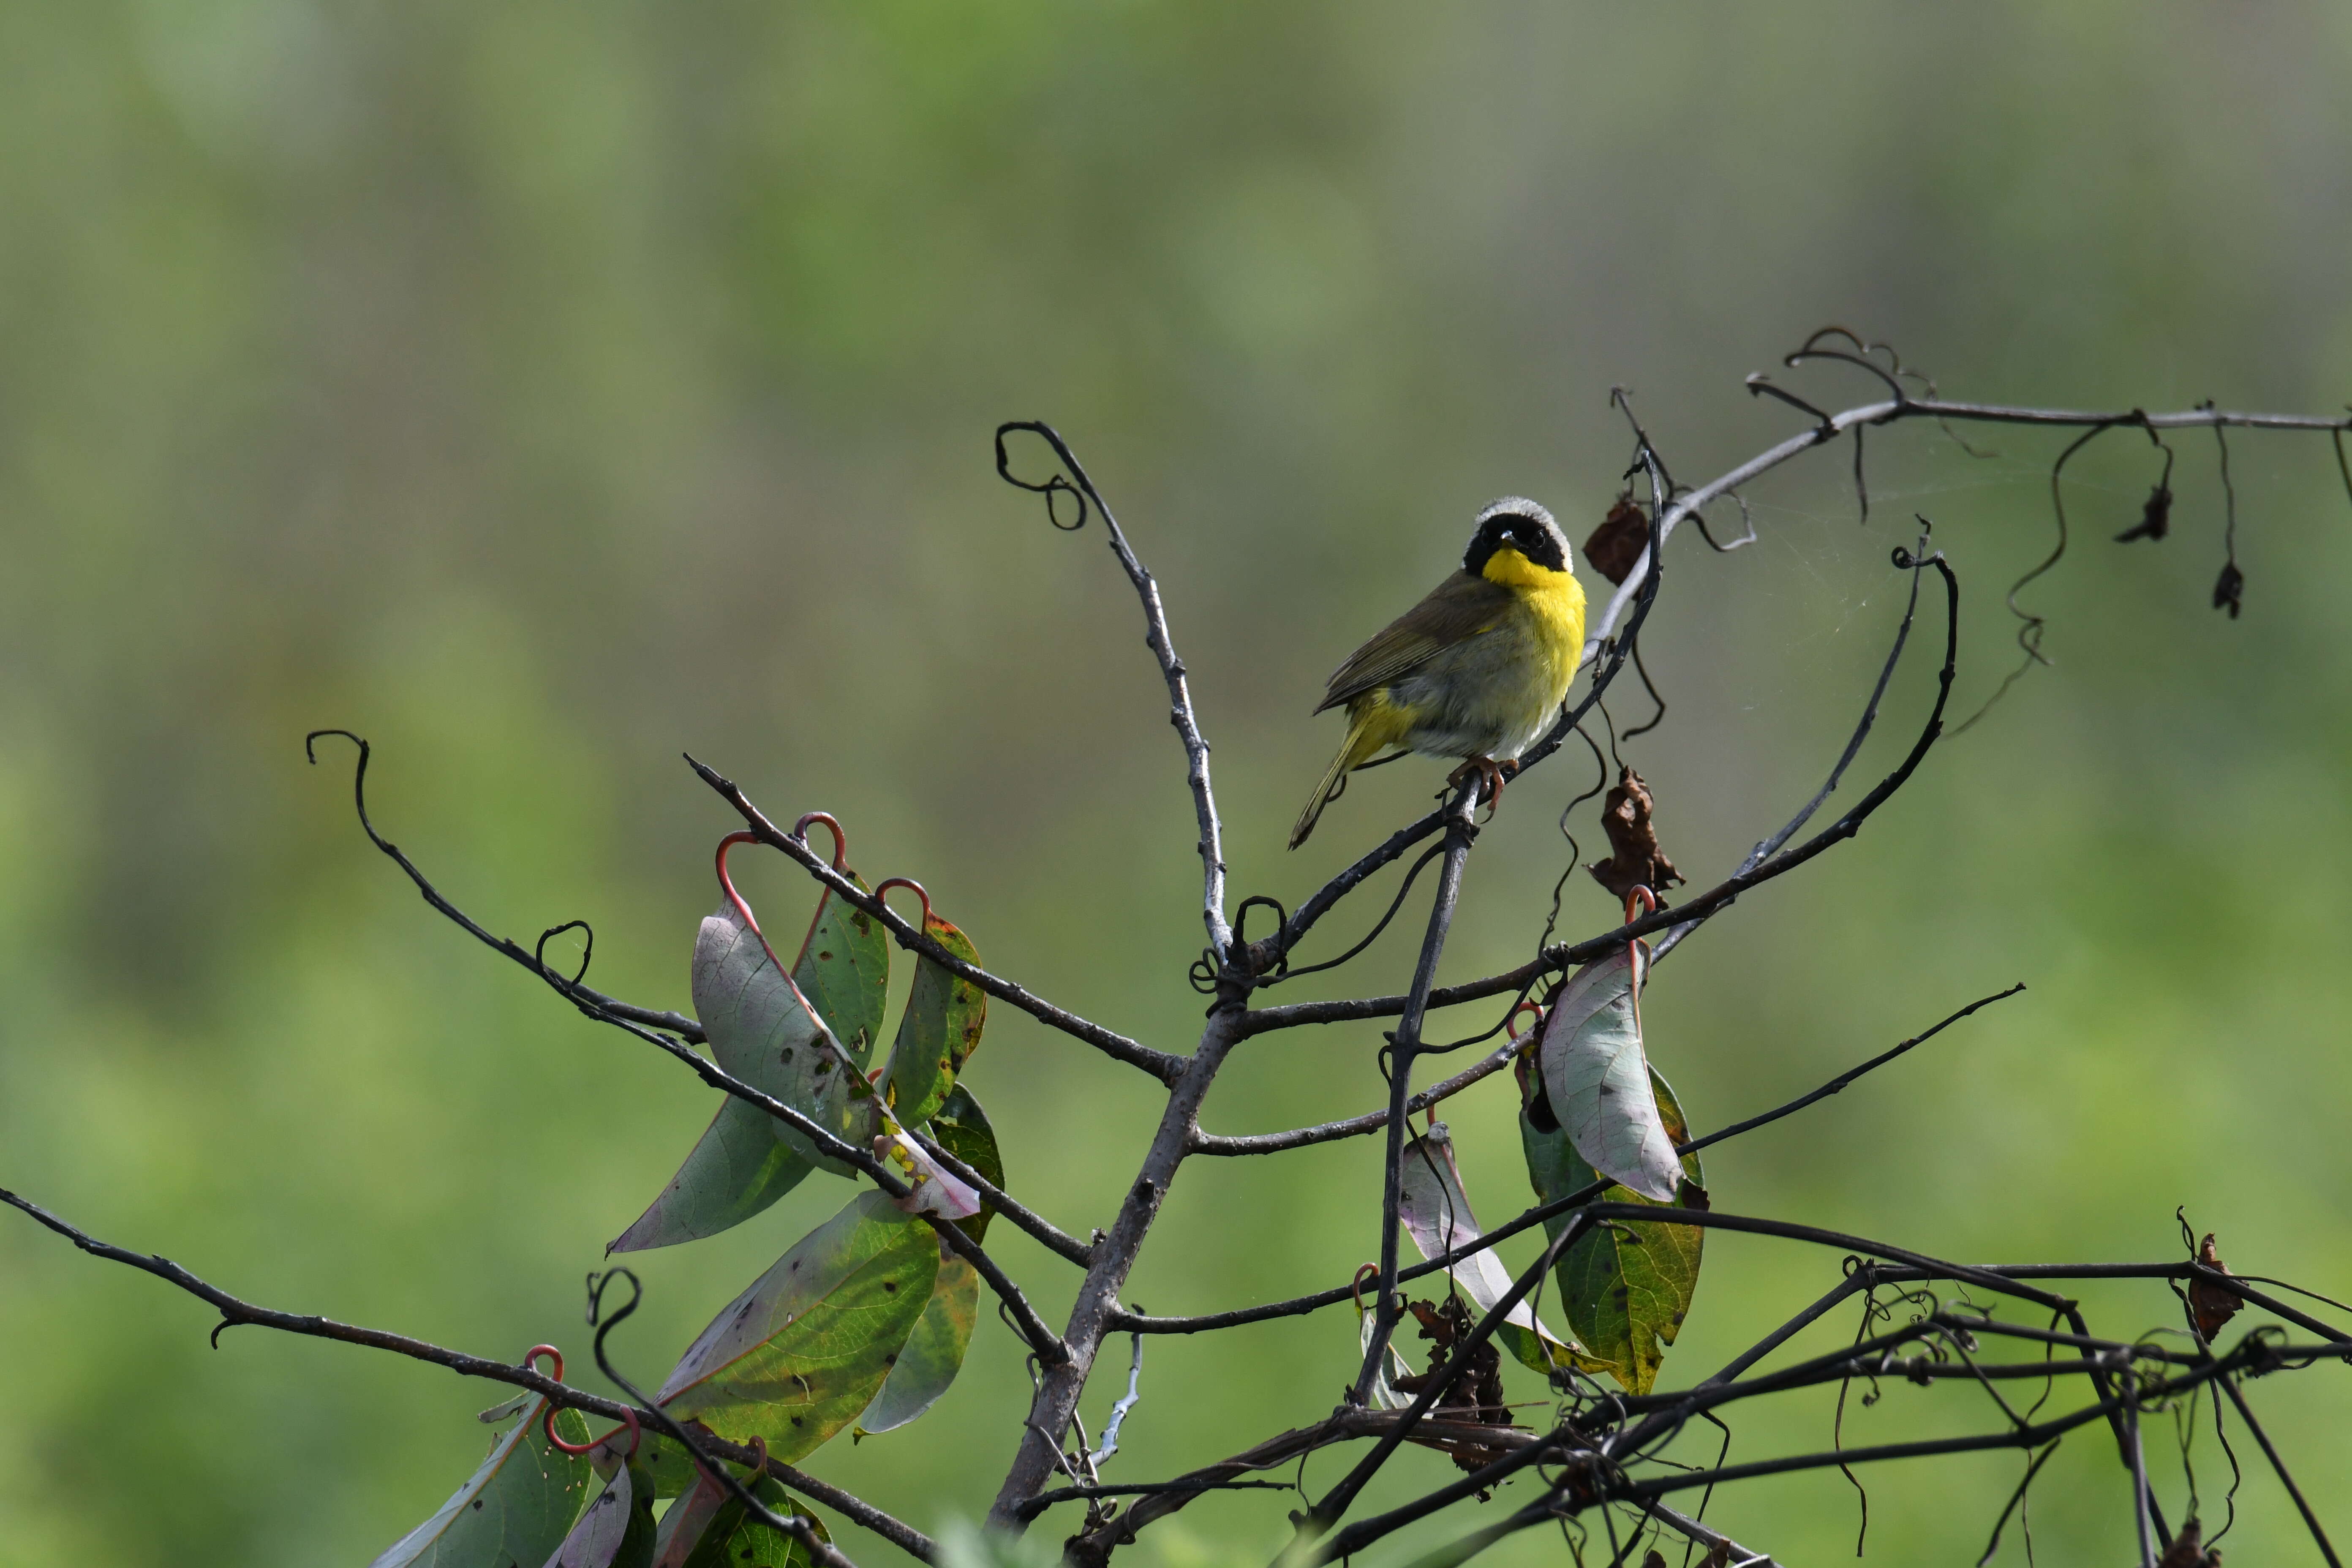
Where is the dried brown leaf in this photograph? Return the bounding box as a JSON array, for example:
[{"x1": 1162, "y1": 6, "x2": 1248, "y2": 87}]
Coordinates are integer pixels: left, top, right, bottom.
[
  {"x1": 2157, "y1": 1516, "x2": 2221, "y2": 1568},
  {"x1": 2189, "y1": 1234, "x2": 2242, "y2": 1341},
  {"x1": 1586, "y1": 767, "x2": 1684, "y2": 903},
  {"x1": 1584, "y1": 495, "x2": 1650, "y2": 586}
]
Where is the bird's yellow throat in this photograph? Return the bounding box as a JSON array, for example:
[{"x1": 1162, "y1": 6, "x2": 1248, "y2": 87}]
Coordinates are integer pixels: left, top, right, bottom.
[{"x1": 1480, "y1": 546, "x2": 1587, "y2": 646}]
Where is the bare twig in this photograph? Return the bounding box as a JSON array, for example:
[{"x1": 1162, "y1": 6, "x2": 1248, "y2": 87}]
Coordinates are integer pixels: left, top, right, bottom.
[
  {"x1": 996, "y1": 422, "x2": 1232, "y2": 958},
  {"x1": 2214, "y1": 1374, "x2": 2343, "y2": 1568},
  {"x1": 1353, "y1": 780, "x2": 1482, "y2": 1403}
]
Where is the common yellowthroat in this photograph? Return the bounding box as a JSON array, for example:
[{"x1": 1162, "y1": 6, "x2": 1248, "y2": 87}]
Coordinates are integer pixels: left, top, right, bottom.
[{"x1": 1290, "y1": 499, "x2": 1586, "y2": 849}]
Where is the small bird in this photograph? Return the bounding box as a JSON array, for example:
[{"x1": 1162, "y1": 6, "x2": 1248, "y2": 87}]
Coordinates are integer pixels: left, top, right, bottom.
[{"x1": 1290, "y1": 498, "x2": 1587, "y2": 849}]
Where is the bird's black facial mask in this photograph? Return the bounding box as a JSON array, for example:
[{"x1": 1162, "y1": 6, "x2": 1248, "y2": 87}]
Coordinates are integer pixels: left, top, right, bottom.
[{"x1": 1462, "y1": 502, "x2": 1568, "y2": 575}]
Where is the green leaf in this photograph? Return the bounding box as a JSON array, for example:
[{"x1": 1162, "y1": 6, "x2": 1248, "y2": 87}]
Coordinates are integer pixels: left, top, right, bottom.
[
  {"x1": 547, "y1": 1458, "x2": 656, "y2": 1568},
  {"x1": 608, "y1": 1097, "x2": 813, "y2": 1254},
  {"x1": 588, "y1": 1432, "x2": 698, "y2": 1503},
  {"x1": 656, "y1": 1190, "x2": 940, "y2": 1459},
  {"x1": 923, "y1": 1084, "x2": 1002, "y2": 1244},
  {"x1": 681, "y1": 1476, "x2": 831, "y2": 1568},
  {"x1": 790, "y1": 877, "x2": 890, "y2": 1070},
  {"x1": 882, "y1": 910, "x2": 987, "y2": 1129},
  {"x1": 694, "y1": 898, "x2": 877, "y2": 1178},
  {"x1": 365, "y1": 1398, "x2": 594, "y2": 1568},
  {"x1": 1394, "y1": 1121, "x2": 1590, "y2": 1377},
  {"x1": 1536, "y1": 944, "x2": 1681, "y2": 1203},
  {"x1": 1519, "y1": 1059, "x2": 1705, "y2": 1397},
  {"x1": 857, "y1": 1250, "x2": 979, "y2": 1433}
]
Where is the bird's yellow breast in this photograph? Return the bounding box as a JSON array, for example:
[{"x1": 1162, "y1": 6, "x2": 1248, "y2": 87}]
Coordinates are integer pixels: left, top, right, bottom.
[{"x1": 1480, "y1": 547, "x2": 1587, "y2": 700}]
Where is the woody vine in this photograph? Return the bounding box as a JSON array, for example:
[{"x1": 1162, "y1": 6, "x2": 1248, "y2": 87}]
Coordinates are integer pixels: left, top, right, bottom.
[{"x1": 9, "y1": 330, "x2": 2352, "y2": 1568}]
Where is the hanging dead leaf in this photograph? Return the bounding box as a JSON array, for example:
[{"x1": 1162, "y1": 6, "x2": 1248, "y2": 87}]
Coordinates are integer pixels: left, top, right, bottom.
[
  {"x1": 1390, "y1": 1296, "x2": 1513, "y2": 1472},
  {"x1": 2157, "y1": 1516, "x2": 2221, "y2": 1568},
  {"x1": 1584, "y1": 494, "x2": 1650, "y2": 586},
  {"x1": 2115, "y1": 484, "x2": 2172, "y2": 542},
  {"x1": 2212, "y1": 561, "x2": 2244, "y2": 619},
  {"x1": 1586, "y1": 768, "x2": 1682, "y2": 904},
  {"x1": 2189, "y1": 1234, "x2": 2242, "y2": 1341}
]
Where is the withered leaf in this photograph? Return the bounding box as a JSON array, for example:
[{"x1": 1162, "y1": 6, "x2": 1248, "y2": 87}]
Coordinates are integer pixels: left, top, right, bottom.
[
  {"x1": 2115, "y1": 484, "x2": 2173, "y2": 543},
  {"x1": 2212, "y1": 561, "x2": 2244, "y2": 619},
  {"x1": 2157, "y1": 1516, "x2": 2221, "y2": 1568},
  {"x1": 1587, "y1": 767, "x2": 1683, "y2": 903},
  {"x1": 1584, "y1": 495, "x2": 1650, "y2": 586},
  {"x1": 1390, "y1": 1296, "x2": 1512, "y2": 1473},
  {"x1": 2189, "y1": 1234, "x2": 2242, "y2": 1341}
]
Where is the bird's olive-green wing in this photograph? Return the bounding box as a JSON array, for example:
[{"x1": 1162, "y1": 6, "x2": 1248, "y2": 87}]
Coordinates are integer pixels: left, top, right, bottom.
[{"x1": 1315, "y1": 572, "x2": 1516, "y2": 713}]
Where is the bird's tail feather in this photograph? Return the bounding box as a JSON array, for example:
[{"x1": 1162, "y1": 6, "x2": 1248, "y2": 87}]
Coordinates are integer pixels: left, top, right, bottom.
[{"x1": 1290, "y1": 717, "x2": 1380, "y2": 849}]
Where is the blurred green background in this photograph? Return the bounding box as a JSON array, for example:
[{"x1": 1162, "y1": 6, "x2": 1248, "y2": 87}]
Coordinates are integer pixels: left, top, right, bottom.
[{"x1": 4, "y1": 2, "x2": 2351, "y2": 1563}]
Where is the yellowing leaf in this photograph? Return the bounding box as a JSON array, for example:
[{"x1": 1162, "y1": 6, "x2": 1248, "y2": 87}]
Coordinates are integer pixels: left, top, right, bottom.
[
  {"x1": 858, "y1": 1250, "x2": 979, "y2": 1434},
  {"x1": 882, "y1": 912, "x2": 987, "y2": 1130},
  {"x1": 1520, "y1": 1061, "x2": 1705, "y2": 1396},
  {"x1": 656, "y1": 1191, "x2": 939, "y2": 1460}
]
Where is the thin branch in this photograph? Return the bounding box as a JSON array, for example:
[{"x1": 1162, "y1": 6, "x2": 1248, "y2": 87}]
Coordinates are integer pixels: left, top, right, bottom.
[
  {"x1": 1976, "y1": 1441, "x2": 2062, "y2": 1568},
  {"x1": 1057, "y1": 1408, "x2": 1537, "y2": 1560},
  {"x1": 1638, "y1": 1500, "x2": 1783, "y2": 1568},
  {"x1": 1354, "y1": 780, "x2": 1482, "y2": 1403},
  {"x1": 996, "y1": 422, "x2": 1232, "y2": 958},
  {"x1": 1190, "y1": 1030, "x2": 1524, "y2": 1155},
  {"x1": 1656, "y1": 526, "x2": 1933, "y2": 959},
  {"x1": 0, "y1": 1186, "x2": 932, "y2": 1563},
  {"x1": 687, "y1": 754, "x2": 1187, "y2": 1084},
  {"x1": 304, "y1": 731, "x2": 704, "y2": 1042},
  {"x1": 1674, "y1": 982, "x2": 2024, "y2": 1156},
  {"x1": 2214, "y1": 1373, "x2": 2344, "y2": 1568}
]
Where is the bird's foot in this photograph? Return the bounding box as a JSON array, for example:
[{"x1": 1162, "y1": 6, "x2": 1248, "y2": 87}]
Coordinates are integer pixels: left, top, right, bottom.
[{"x1": 1447, "y1": 756, "x2": 1514, "y2": 810}]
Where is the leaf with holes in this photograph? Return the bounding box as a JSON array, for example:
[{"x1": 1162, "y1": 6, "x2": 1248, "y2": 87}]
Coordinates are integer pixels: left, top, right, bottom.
[
  {"x1": 657, "y1": 1190, "x2": 939, "y2": 1459},
  {"x1": 1520, "y1": 1059, "x2": 1705, "y2": 1396},
  {"x1": 882, "y1": 910, "x2": 987, "y2": 1130},
  {"x1": 695, "y1": 897, "x2": 878, "y2": 1178},
  {"x1": 792, "y1": 875, "x2": 890, "y2": 1070},
  {"x1": 608, "y1": 1097, "x2": 814, "y2": 1254},
  {"x1": 1537, "y1": 943, "x2": 1681, "y2": 1203},
  {"x1": 1395, "y1": 1121, "x2": 1591, "y2": 1377},
  {"x1": 365, "y1": 1398, "x2": 594, "y2": 1568},
  {"x1": 924, "y1": 1085, "x2": 1003, "y2": 1244},
  {"x1": 857, "y1": 1249, "x2": 979, "y2": 1434},
  {"x1": 544, "y1": 1458, "x2": 656, "y2": 1568}
]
